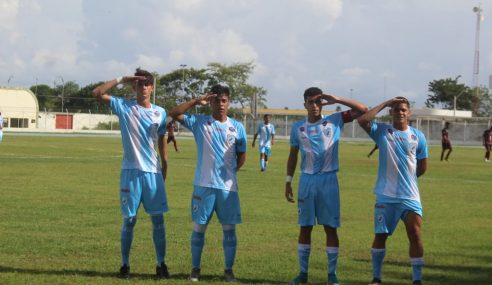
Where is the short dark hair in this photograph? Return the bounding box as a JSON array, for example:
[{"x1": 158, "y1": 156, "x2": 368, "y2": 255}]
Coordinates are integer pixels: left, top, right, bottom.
[
  {"x1": 303, "y1": 87, "x2": 322, "y2": 101},
  {"x1": 210, "y1": 84, "x2": 230, "y2": 97},
  {"x1": 392, "y1": 96, "x2": 410, "y2": 109},
  {"x1": 135, "y1": 68, "x2": 154, "y2": 85}
]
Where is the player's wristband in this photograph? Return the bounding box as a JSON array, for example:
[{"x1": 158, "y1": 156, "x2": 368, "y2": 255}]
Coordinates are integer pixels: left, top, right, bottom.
[
  {"x1": 115, "y1": 76, "x2": 123, "y2": 84},
  {"x1": 286, "y1": 175, "x2": 293, "y2": 183}
]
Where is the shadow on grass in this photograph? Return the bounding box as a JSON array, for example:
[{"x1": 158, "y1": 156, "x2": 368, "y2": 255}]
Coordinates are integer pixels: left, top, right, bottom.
[
  {"x1": 353, "y1": 258, "x2": 492, "y2": 285},
  {"x1": 0, "y1": 266, "x2": 287, "y2": 284}
]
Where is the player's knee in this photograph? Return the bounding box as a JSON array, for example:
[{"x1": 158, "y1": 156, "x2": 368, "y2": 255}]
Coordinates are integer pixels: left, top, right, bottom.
[
  {"x1": 151, "y1": 214, "x2": 164, "y2": 230},
  {"x1": 222, "y1": 224, "x2": 236, "y2": 231},
  {"x1": 406, "y1": 226, "x2": 422, "y2": 242},
  {"x1": 193, "y1": 223, "x2": 208, "y2": 233},
  {"x1": 122, "y1": 216, "x2": 137, "y2": 232}
]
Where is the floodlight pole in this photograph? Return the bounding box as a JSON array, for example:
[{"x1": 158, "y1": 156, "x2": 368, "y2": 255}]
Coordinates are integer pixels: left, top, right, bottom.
[{"x1": 472, "y1": 5, "x2": 483, "y2": 99}]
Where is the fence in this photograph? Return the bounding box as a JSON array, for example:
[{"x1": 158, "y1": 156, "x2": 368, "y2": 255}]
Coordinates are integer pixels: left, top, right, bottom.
[{"x1": 3, "y1": 109, "x2": 492, "y2": 145}]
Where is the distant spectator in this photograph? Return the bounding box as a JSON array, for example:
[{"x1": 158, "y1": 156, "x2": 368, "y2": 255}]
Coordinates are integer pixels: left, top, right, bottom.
[
  {"x1": 440, "y1": 122, "x2": 452, "y2": 161},
  {"x1": 482, "y1": 126, "x2": 492, "y2": 162},
  {"x1": 166, "y1": 120, "x2": 179, "y2": 152}
]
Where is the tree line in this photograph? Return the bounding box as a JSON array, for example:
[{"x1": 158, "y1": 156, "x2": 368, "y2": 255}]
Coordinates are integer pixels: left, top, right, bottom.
[
  {"x1": 29, "y1": 61, "x2": 492, "y2": 117},
  {"x1": 30, "y1": 62, "x2": 267, "y2": 116}
]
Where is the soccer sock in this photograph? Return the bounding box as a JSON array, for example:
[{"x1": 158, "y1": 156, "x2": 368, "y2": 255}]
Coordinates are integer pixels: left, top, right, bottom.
[
  {"x1": 260, "y1": 159, "x2": 265, "y2": 169},
  {"x1": 326, "y1": 247, "x2": 339, "y2": 275},
  {"x1": 371, "y1": 248, "x2": 386, "y2": 280},
  {"x1": 223, "y1": 229, "x2": 237, "y2": 269},
  {"x1": 298, "y1": 243, "x2": 311, "y2": 273},
  {"x1": 411, "y1": 257, "x2": 424, "y2": 282},
  {"x1": 121, "y1": 217, "x2": 137, "y2": 266},
  {"x1": 151, "y1": 215, "x2": 166, "y2": 265},
  {"x1": 191, "y1": 231, "x2": 205, "y2": 269}
]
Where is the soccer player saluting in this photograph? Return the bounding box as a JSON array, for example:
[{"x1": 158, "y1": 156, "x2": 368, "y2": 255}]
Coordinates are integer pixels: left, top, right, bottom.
[
  {"x1": 92, "y1": 69, "x2": 170, "y2": 279},
  {"x1": 169, "y1": 84, "x2": 247, "y2": 283},
  {"x1": 440, "y1": 122, "x2": 452, "y2": 161},
  {"x1": 357, "y1": 97, "x2": 428, "y2": 285},
  {"x1": 252, "y1": 114, "x2": 275, "y2": 171},
  {"x1": 285, "y1": 87, "x2": 367, "y2": 285}
]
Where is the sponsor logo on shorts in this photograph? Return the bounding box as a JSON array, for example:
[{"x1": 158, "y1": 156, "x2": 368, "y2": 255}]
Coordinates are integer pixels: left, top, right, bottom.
[
  {"x1": 193, "y1": 205, "x2": 198, "y2": 213},
  {"x1": 377, "y1": 214, "x2": 384, "y2": 223},
  {"x1": 121, "y1": 189, "x2": 130, "y2": 193},
  {"x1": 122, "y1": 198, "x2": 128, "y2": 205}
]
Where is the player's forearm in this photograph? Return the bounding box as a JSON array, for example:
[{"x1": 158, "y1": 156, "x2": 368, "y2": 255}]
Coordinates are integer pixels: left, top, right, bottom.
[
  {"x1": 236, "y1": 152, "x2": 246, "y2": 170},
  {"x1": 169, "y1": 99, "x2": 198, "y2": 119},
  {"x1": 336, "y1": 97, "x2": 368, "y2": 114},
  {"x1": 357, "y1": 100, "x2": 389, "y2": 131},
  {"x1": 92, "y1": 78, "x2": 120, "y2": 98}
]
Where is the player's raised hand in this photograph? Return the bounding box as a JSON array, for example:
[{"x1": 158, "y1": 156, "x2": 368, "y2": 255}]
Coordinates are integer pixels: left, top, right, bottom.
[
  {"x1": 195, "y1": 93, "x2": 216, "y2": 105},
  {"x1": 122, "y1": 75, "x2": 148, "y2": 84},
  {"x1": 285, "y1": 184, "x2": 295, "y2": 203},
  {"x1": 320, "y1": 93, "x2": 339, "y2": 106}
]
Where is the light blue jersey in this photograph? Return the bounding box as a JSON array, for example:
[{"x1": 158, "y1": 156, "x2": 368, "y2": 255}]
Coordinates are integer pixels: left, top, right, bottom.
[
  {"x1": 369, "y1": 122, "x2": 428, "y2": 202},
  {"x1": 110, "y1": 96, "x2": 167, "y2": 173},
  {"x1": 290, "y1": 113, "x2": 345, "y2": 174},
  {"x1": 183, "y1": 114, "x2": 247, "y2": 191},
  {"x1": 256, "y1": 123, "x2": 275, "y2": 148}
]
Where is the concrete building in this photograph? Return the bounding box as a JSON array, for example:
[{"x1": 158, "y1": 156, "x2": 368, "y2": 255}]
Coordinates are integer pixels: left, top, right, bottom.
[{"x1": 0, "y1": 87, "x2": 39, "y2": 129}]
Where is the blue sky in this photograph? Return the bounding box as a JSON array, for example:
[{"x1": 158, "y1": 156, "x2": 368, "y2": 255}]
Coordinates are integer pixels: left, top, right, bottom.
[{"x1": 1, "y1": 0, "x2": 491, "y2": 109}]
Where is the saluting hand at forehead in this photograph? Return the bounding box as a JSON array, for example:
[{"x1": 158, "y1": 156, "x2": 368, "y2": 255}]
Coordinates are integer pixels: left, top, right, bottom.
[
  {"x1": 307, "y1": 94, "x2": 340, "y2": 106},
  {"x1": 195, "y1": 92, "x2": 217, "y2": 105}
]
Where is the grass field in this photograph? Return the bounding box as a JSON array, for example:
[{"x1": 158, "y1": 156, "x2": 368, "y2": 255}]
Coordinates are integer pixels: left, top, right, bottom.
[{"x1": 0, "y1": 134, "x2": 491, "y2": 285}]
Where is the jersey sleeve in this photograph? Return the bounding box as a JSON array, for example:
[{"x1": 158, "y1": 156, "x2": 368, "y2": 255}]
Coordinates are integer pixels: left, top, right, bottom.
[
  {"x1": 157, "y1": 107, "x2": 167, "y2": 136},
  {"x1": 290, "y1": 122, "x2": 299, "y2": 147},
  {"x1": 271, "y1": 124, "x2": 276, "y2": 135},
  {"x1": 183, "y1": 113, "x2": 198, "y2": 133},
  {"x1": 109, "y1": 96, "x2": 124, "y2": 116},
  {"x1": 369, "y1": 121, "x2": 383, "y2": 143},
  {"x1": 416, "y1": 130, "x2": 429, "y2": 160},
  {"x1": 256, "y1": 124, "x2": 261, "y2": 134},
  {"x1": 236, "y1": 124, "x2": 247, "y2": 153}
]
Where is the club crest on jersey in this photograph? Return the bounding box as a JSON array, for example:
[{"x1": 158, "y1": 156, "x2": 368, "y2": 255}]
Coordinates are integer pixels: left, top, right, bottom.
[
  {"x1": 324, "y1": 127, "x2": 332, "y2": 137},
  {"x1": 300, "y1": 127, "x2": 305, "y2": 132},
  {"x1": 207, "y1": 121, "x2": 212, "y2": 125},
  {"x1": 411, "y1": 134, "x2": 417, "y2": 141},
  {"x1": 229, "y1": 127, "x2": 236, "y2": 132},
  {"x1": 322, "y1": 120, "x2": 328, "y2": 126},
  {"x1": 227, "y1": 134, "x2": 236, "y2": 145},
  {"x1": 388, "y1": 129, "x2": 393, "y2": 134}
]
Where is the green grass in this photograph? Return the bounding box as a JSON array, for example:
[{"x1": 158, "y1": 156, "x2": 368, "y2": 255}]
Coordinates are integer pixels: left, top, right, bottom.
[{"x1": 0, "y1": 135, "x2": 491, "y2": 285}]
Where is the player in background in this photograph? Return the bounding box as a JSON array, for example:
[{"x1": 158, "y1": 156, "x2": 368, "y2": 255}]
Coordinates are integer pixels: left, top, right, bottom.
[
  {"x1": 166, "y1": 119, "x2": 179, "y2": 152},
  {"x1": 357, "y1": 97, "x2": 428, "y2": 285},
  {"x1": 367, "y1": 144, "x2": 378, "y2": 158},
  {"x1": 440, "y1": 122, "x2": 452, "y2": 161},
  {"x1": 252, "y1": 114, "x2": 275, "y2": 171},
  {"x1": 92, "y1": 68, "x2": 170, "y2": 279},
  {"x1": 285, "y1": 87, "x2": 367, "y2": 285},
  {"x1": 169, "y1": 84, "x2": 247, "y2": 283},
  {"x1": 482, "y1": 126, "x2": 492, "y2": 162},
  {"x1": 0, "y1": 112, "x2": 4, "y2": 143}
]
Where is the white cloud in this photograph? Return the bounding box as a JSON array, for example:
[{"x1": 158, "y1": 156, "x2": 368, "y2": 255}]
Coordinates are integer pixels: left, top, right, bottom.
[{"x1": 342, "y1": 67, "x2": 370, "y2": 77}]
